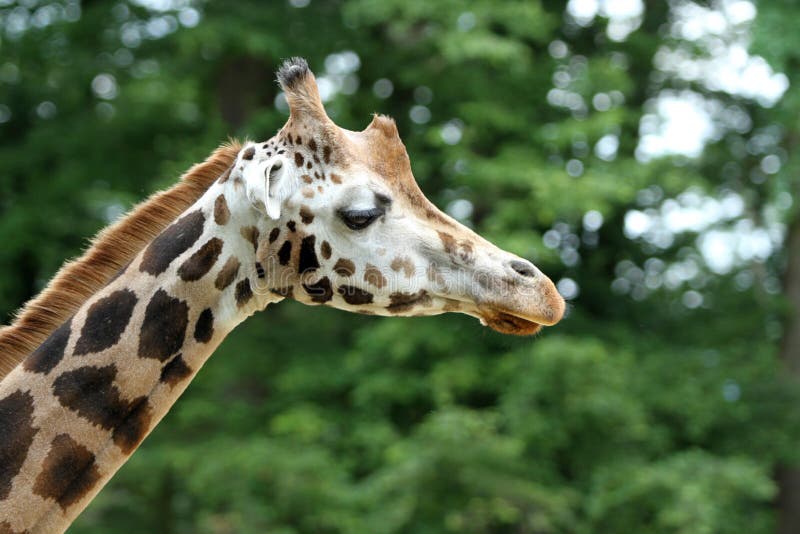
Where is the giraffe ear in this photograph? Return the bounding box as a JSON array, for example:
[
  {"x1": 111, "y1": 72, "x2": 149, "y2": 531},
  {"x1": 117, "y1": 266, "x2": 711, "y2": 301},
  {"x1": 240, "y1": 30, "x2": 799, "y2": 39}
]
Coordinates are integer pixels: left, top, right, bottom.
[{"x1": 242, "y1": 155, "x2": 291, "y2": 220}]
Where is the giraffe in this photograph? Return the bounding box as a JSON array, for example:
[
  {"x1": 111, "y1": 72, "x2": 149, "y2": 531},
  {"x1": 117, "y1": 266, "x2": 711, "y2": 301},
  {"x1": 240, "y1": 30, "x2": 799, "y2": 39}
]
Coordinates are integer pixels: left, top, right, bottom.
[{"x1": 0, "y1": 58, "x2": 565, "y2": 533}]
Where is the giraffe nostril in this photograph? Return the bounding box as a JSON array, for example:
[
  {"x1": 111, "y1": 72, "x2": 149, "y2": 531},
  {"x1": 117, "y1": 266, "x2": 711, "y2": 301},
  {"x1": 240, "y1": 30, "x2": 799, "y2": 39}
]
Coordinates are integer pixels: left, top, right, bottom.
[{"x1": 510, "y1": 260, "x2": 537, "y2": 278}]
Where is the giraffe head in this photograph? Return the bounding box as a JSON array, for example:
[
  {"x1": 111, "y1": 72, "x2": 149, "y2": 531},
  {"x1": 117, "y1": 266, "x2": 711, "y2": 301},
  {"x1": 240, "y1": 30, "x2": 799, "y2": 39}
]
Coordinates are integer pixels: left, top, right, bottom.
[{"x1": 236, "y1": 58, "x2": 564, "y2": 335}]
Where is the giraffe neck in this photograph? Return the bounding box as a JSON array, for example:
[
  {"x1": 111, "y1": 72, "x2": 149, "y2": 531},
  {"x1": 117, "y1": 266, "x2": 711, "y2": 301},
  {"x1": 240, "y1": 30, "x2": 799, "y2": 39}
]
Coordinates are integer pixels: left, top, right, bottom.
[{"x1": 0, "y1": 178, "x2": 280, "y2": 533}]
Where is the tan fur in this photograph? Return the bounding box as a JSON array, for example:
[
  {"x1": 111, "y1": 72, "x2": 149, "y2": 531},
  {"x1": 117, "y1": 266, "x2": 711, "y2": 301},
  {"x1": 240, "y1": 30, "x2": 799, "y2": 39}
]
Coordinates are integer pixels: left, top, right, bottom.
[{"x1": 0, "y1": 141, "x2": 241, "y2": 379}]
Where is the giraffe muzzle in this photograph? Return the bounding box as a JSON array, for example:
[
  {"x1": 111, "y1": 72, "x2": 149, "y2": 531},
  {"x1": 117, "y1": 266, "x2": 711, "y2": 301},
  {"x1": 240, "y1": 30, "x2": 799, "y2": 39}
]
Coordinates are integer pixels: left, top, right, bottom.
[{"x1": 471, "y1": 256, "x2": 565, "y2": 335}]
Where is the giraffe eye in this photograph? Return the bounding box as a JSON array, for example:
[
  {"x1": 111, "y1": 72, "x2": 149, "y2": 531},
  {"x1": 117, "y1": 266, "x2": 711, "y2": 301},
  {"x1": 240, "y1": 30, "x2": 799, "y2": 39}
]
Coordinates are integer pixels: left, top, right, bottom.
[{"x1": 338, "y1": 207, "x2": 384, "y2": 230}]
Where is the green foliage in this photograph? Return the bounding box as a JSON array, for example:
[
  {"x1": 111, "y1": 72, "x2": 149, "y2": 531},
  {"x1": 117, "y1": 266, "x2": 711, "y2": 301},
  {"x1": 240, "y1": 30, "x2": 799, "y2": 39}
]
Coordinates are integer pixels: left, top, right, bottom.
[{"x1": 1, "y1": 1, "x2": 798, "y2": 532}]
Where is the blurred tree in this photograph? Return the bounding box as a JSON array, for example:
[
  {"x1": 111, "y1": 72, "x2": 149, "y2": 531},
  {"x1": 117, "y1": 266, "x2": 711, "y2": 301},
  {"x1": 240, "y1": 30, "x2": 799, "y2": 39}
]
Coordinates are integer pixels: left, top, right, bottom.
[
  {"x1": 750, "y1": 2, "x2": 800, "y2": 531},
  {"x1": 1, "y1": 0, "x2": 798, "y2": 532}
]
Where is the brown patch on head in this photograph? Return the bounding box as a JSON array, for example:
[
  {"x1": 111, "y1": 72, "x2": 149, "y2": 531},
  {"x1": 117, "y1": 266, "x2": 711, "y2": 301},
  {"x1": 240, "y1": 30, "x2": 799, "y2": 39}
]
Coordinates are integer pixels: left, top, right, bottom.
[
  {"x1": 33, "y1": 433, "x2": 101, "y2": 510},
  {"x1": 242, "y1": 146, "x2": 256, "y2": 160},
  {"x1": 323, "y1": 145, "x2": 332, "y2": 164},
  {"x1": 138, "y1": 289, "x2": 189, "y2": 361},
  {"x1": 294, "y1": 152, "x2": 305, "y2": 168},
  {"x1": 178, "y1": 237, "x2": 223, "y2": 282},
  {"x1": 437, "y1": 231, "x2": 474, "y2": 264},
  {"x1": 0, "y1": 390, "x2": 38, "y2": 500},
  {"x1": 287, "y1": 220, "x2": 297, "y2": 232},
  {"x1": 337, "y1": 285, "x2": 374, "y2": 305},
  {"x1": 298, "y1": 235, "x2": 320, "y2": 273},
  {"x1": 458, "y1": 240, "x2": 474, "y2": 264},
  {"x1": 235, "y1": 278, "x2": 253, "y2": 308},
  {"x1": 214, "y1": 194, "x2": 230, "y2": 225},
  {"x1": 308, "y1": 138, "x2": 317, "y2": 152},
  {"x1": 387, "y1": 290, "x2": 432, "y2": 313},
  {"x1": 215, "y1": 256, "x2": 240, "y2": 290},
  {"x1": 303, "y1": 276, "x2": 333, "y2": 303},
  {"x1": 73, "y1": 289, "x2": 138, "y2": 356},
  {"x1": 268, "y1": 227, "x2": 280, "y2": 243},
  {"x1": 160, "y1": 353, "x2": 193, "y2": 387},
  {"x1": 278, "y1": 240, "x2": 293, "y2": 266},
  {"x1": 299, "y1": 205, "x2": 315, "y2": 224},
  {"x1": 240, "y1": 226, "x2": 259, "y2": 253},
  {"x1": 330, "y1": 173, "x2": 342, "y2": 184},
  {"x1": 438, "y1": 231, "x2": 457, "y2": 256},
  {"x1": 333, "y1": 258, "x2": 356, "y2": 277},
  {"x1": 363, "y1": 264, "x2": 387, "y2": 288},
  {"x1": 302, "y1": 174, "x2": 313, "y2": 184},
  {"x1": 427, "y1": 264, "x2": 446, "y2": 287},
  {"x1": 320, "y1": 240, "x2": 332, "y2": 260},
  {"x1": 390, "y1": 256, "x2": 415, "y2": 278}
]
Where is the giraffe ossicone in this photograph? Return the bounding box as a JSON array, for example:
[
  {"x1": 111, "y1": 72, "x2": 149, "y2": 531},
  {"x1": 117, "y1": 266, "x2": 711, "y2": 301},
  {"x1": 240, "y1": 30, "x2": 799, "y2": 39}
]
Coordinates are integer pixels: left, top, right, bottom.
[{"x1": 0, "y1": 57, "x2": 564, "y2": 532}]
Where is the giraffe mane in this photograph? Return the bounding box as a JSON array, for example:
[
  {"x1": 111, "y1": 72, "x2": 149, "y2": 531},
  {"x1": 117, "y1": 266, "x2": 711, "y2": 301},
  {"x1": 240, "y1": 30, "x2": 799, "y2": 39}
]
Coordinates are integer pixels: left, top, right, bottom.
[{"x1": 0, "y1": 140, "x2": 242, "y2": 380}]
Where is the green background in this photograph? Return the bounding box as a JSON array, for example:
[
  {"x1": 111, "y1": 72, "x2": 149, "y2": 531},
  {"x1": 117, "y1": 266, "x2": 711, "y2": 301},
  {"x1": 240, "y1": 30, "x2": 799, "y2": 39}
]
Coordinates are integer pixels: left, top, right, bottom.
[{"x1": 2, "y1": 1, "x2": 800, "y2": 532}]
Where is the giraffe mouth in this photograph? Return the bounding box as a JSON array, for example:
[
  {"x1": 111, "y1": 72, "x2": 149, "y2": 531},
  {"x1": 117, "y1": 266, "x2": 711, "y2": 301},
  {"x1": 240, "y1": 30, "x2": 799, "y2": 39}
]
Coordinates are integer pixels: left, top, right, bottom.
[{"x1": 478, "y1": 309, "x2": 542, "y2": 336}]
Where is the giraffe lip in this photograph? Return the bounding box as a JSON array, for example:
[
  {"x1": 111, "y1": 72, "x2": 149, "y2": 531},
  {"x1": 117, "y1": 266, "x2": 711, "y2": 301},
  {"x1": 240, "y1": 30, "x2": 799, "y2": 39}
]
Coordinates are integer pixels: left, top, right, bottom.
[{"x1": 479, "y1": 309, "x2": 542, "y2": 336}]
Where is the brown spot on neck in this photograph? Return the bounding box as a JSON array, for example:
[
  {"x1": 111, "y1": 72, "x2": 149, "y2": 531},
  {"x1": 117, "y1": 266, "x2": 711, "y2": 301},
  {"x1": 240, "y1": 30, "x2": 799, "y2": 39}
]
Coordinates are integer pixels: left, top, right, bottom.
[
  {"x1": 138, "y1": 290, "x2": 189, "y2": 361},
  {"x1": 33, "y1": 433, "x2": 101, "y2": 510},
  {"x1": 0, "y1": 390, "x2": 38, "y2": 500},
  {"x1": 74, "y1": 289, "x2": 138, "y2": 356},
  {"x1": 178, "y1": 237, "x2": 223, "y2": 282},
  {"x1": 240, "y1": 226, "x2": 260, "y2": 253},
  {"x1": 214, "y1": 194, "x2": 230, "y2": 225},
  {"x1": 193, "y1": 308, "x2": 214, "y2": 343},
  {"x1": 160, "y1": 353, "x2": 193, "y2": 387},
  {"x1": 23, "y1": 318, "x2": 72, "y2": 375},
  {"x1": 140, "y1": 210, "x2": 206, "y2": 276},
  {"x1": 215, "y1": 256, "x2": 240, "y2": 290},
  {"x1": 235, "y1": 278, "x2": 253, "y2": 307}
]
